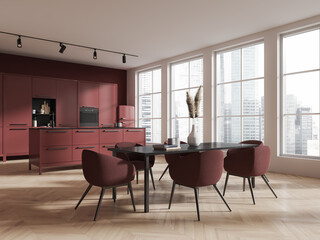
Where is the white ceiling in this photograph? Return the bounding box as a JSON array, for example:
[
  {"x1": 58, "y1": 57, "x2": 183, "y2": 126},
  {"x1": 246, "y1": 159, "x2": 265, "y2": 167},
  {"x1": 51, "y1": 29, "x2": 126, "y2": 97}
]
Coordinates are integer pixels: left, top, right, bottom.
[{"x1": 0, "y1": 0, "x2": 319, "y2": 70}]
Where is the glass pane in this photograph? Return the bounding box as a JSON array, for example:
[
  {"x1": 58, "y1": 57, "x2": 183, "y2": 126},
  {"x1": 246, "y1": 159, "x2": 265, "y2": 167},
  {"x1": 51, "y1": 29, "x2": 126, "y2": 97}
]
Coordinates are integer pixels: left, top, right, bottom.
[
  {"x1": 243, "y1": 116, "x2": 264, "y2": 141},
  {"x1": 141, "y1": 118, "x2": 152, "y2": 143},
  {"x1": 242, "y1": 79, "x2": 264, "y2": 115},
  {"x1": 172, "y1": 62, "x2": 189, "y2": 90},
  {"x1": 153, "y1": 69, "x2": 161, "y2": 92},
  {"x1": 217, "y1": 82, "x2": 241, "y2": 116},
  {"x1": 284, "y1": 72, "x2": 319, "y2": 114},
  {"x1": 217, "y1": 49, "x2": 241, "y2": 83},
  {"x1": 152, "y1": 119, "x2": 161, "y2": 143},
  {"x1": 153, "y1": 93, "x2": 161, "y2": 118},
  {"x1": 190, "y1": 58, "x2": 203, "y2": 88},
  {"x1": 139, "y1": 95, "x2": 152, "y2": 119},
  {"x1": 283, "y1": 115, "x2": 319, "y2": 156},
  {"x1": 172, "y1": 118, "x2": 189, "y2": 142},
  {"x1": 283, "y1": 29, "x2": 319, "y2": 74},
  {"x1": 172, "y1": 90, "x2": 189, "y2": 118},
  {"x1": 217, "y1": 117, "x2": 241, "y2": 143},
  {"x1": 242, "y1": 43, "x2": 264, "y2": 79},
  {"x1": 139, "y1": 71, "x2": 152, "y2": 94},
  {"x1": 190, "y1": 87, "x2": 203, "y2": 117}
]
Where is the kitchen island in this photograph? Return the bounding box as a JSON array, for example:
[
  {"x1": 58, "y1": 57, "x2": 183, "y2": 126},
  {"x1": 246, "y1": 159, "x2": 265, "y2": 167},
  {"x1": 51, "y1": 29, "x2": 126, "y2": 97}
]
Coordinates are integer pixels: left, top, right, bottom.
[{"x1": 29, "y1": 127, "x2": 145, "y2": 174}]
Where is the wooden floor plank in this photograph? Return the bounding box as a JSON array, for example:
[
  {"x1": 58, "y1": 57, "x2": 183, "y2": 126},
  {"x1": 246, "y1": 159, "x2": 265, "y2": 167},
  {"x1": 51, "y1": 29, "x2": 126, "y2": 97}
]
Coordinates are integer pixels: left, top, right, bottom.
[{"x1": 0, "y1": 156, "x2": 319, "y2": 240}]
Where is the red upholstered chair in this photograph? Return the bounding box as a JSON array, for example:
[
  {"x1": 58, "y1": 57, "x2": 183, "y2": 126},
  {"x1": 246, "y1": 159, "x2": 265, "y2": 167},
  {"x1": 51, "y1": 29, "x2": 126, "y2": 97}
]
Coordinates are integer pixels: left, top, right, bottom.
[
  {"x1": 223, "y1": 140, "x2": 277, "y2": 204},
  {"x1": 158, "y1": 140, "x2": 187, "y2": 181},
  {"x1": 75, "y1": 150, "x2": 136, "y2": 221},
  {"x1": 115, "y1": 142, "x2": 156, "y2": 190},
  {"x1": 168, "y1": 150, "x2": 231, "y2": 221}
]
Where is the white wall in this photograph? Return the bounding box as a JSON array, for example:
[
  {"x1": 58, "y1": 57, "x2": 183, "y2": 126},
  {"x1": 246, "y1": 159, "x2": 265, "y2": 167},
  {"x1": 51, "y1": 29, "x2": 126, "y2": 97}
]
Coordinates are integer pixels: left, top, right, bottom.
[{"x1": 127, "y1": 15, "x2": 320, "y2": 178}]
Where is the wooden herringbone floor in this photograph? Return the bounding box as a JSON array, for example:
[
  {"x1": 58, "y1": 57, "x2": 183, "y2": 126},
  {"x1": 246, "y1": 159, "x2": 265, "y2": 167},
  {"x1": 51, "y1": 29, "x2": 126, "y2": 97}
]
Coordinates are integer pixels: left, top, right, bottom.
[{"x1": 0, "y1": 156, "x2": 320, "y2": 240}]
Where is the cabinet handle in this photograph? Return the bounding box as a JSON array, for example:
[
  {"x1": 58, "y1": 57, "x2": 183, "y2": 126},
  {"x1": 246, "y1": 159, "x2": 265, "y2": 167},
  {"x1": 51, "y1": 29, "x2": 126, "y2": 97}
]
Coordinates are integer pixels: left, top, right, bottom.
[
  {"x1": 47, "y1": 147, "x2": 68, "y2": 151},
  {"x1": 9, "y1": 124, "x2": 28, "y2": 126},
  {"x1": 101, "y1": 124, "x2": 113, "y2": 126},
  {"x1": 103, "y1": 130, "x2": 120, "y2": 132},
  {"x1": 102, "y1": 145, "x2": 114, "y2": 148},
  {"x1": 47, "y1": 130, "x2": 68, "y2": 133},
  {"x1": 120, "y1": 118, "x2": 126, "y2": 120},
  {"x1": 76, "y1": 146, "x2": 95, "y2": 149},
  {"x1": 126, "y1": 130, "x2": 142, "y2": 132},
  {"x1": 59, "y1": 124, "x2": 74, "y2": 126},
  {"x1": 9, "y1": 128, "x2": 28, "y2": 130},
  {"x1": 81, "y1": 106, "x2": 96, "y2": 108},
  {"x1": 76, "y1": 130, "x2": 96, "y2": 133}
]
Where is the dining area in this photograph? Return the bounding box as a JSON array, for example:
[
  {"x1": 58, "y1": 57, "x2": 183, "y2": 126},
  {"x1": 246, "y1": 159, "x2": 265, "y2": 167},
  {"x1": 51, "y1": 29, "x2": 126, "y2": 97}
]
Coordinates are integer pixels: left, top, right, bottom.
[{"x1": 74, "y1": 140, "x2": 278, "y2": 222}]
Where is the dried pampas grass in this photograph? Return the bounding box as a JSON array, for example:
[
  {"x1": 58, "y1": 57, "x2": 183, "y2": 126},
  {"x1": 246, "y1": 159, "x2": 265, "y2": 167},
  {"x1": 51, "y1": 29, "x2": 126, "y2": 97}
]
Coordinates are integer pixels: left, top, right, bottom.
[{"x1": 186, "y1": 86, "x2": 202, "y2": 118}]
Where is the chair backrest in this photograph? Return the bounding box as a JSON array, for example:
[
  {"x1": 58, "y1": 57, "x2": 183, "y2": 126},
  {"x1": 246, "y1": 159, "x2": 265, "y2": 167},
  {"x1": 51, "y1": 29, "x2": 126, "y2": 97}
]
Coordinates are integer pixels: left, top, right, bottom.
[
  {"x1": 169, "y1": 150, "x2": 224, "y2": 187},
  {"x1": 225, "y1": 140, "x2": 270, "y2": 177},
  {"x1": 115, "y1": 142, "x2": 144, "y2": 162},
  {"x1": 82, "y1": 150, "x2": 135, "y2": 187}
]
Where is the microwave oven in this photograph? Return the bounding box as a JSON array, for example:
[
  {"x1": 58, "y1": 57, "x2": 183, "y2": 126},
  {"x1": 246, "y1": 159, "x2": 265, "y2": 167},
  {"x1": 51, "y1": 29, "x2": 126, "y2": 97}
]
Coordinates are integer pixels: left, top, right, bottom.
[{"x1": 79, "y1": 107, "x2": 99, "y2": 127}]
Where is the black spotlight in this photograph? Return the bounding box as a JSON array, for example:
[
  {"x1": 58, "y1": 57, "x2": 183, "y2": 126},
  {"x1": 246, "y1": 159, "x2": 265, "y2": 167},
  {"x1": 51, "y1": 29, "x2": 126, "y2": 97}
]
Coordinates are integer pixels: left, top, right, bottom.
[
  {"x1": 122, "y1": 54, "x2": 126, "y2": 63},
  {"x1": 59, "y1": 43, "x2": 66, "y2": 53},
  {"x1": 17, "y1": 36, "x2": 22, "y2": 48},
  {"x1": 93, "y1": 49, "x2": 97, "y2": 60}
]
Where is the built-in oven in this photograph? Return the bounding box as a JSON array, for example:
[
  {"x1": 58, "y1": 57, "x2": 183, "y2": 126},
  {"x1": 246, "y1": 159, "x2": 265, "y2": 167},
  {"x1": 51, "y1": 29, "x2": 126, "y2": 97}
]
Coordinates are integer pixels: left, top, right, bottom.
[{"x1": 79, "y1": 107, "x2": 99, "y2": 127}]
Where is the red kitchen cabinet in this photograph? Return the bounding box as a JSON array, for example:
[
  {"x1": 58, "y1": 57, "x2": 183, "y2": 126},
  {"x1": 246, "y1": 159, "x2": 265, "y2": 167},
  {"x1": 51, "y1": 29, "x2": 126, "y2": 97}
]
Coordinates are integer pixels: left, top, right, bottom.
[
  {"x1": 119, "y1": 105, "x2": 135, "y2": 127},
  {"x1": 32, "y1": 77, "x2": 57, "y2": 99},
  {"x1": 73, "y1": 145, "x2": 99, "y2": 162},
  {"x1": 78, "y1": 82, "x2": 99, "y2": 108},
  {"x1": 4, "y1": 127, "x2": 29, "y2": 154},
  {"x1": 3, "y1": 74, "x2": 32, "y2": 127},
  {"x1": 99, "y1": 129, "x2": 123, "y2": 144},
  {"x1": 73, "y1": 129, "x2": 99, "y2": 145},
  {"x1": 41, "y1": 129, "x2": 72, "y2": 146},
  {"x1": 0, "y1": 75, "x2": 2, "y2": 127},
  {"x1": 99, "y1": 83, "x2": 118, "y2": 127},
  {"x1": 40, "y1": 146, "x2": 72, "y2": 164},
  {"x1": 123, "y1": 128, "x2": 145, "y2": 145},
  {"x1": 99, "y1": 144, "x2": 114, "y2": 156},
  {"x1": 0, "y1": 128, "x2": 3, "y2": 155},
  {"x1": 56, "y1": 80, "x2": 77, "y2": 127}
]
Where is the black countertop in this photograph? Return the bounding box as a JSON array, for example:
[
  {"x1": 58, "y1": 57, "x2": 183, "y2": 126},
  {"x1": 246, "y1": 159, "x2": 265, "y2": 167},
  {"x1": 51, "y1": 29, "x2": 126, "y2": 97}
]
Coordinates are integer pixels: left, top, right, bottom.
[{"x1": 29, "y1": 127, "x2": 145, "y2": 130}]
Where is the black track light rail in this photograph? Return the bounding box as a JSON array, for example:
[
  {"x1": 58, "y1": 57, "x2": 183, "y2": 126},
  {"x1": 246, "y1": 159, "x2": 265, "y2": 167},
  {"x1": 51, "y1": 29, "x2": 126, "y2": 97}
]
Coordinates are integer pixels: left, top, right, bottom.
[{"x1": 0, "y1": 30, "x2": 138, "y2": 58}]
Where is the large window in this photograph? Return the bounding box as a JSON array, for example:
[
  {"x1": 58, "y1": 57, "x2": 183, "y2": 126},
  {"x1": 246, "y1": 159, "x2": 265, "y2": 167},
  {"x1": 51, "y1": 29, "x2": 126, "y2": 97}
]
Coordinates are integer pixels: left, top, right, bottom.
[
  {"x1": 138, "y1": 68, "x2": 161, "y2": 143},
  {"x1": 216, "y1": 42, "x2": 264, "y2": 143},
  {"x1": 171, "y1": 58, "x2": 203, "y2": 142},
  {"x1": 281, "y1": 28, "x2": 320, "y2": 157}
]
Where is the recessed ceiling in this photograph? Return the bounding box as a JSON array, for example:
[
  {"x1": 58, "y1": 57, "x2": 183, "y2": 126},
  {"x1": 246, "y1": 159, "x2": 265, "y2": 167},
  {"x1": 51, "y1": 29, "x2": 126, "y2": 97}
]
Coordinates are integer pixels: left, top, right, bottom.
[{"x1": 0, "y1": 0, "x2": 319, "y2": 70}]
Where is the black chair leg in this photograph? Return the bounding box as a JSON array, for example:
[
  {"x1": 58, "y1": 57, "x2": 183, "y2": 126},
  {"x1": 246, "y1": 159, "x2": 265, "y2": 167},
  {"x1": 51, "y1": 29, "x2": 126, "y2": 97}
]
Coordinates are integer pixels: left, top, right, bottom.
[
  {"x1": 75, "y1": 184, "x2": 92, "y2": 210},
  {"x1": 213, "y1": 184, "x2": 231, "y2": 212},
  {"x1": 158, "y1": 165, "x2": 169, "y2": 181},
  {"x1": 150, "y1": 168, "x2": 156, "y2": 190},
  {"x1": 168, "y1": 181, "x2": 175, "y2": 209},
  {"x1": 194, "y1": 188, "x2": 200, "y2": 221},
  {"x1": 261, "y1": 175, "x2": 277, "y2": 198},
  {"x1": 251, "y1": 177, "x2": 255, "y2": 188},
  {"x1": 243, "y1": 178, "x2": 246, "y2": 191},
  {"x1": 94, "y1": 187, "x2": 105, "y2": 221},
  {"x1": 112, "y1": 187, "x2": 117, "y2": 203},
  {"x1": 223, "y1": 173, "x2": 229, "y2": 196},
  {"x1": 128, "y1": 182, "x2": 136, "y2": 212},
  {"x1": 247, "y1": 177, "x2": 255, "y2": 205},
  {"x1": 136, "y1": 170, "x2": 139, "y2": 184}
]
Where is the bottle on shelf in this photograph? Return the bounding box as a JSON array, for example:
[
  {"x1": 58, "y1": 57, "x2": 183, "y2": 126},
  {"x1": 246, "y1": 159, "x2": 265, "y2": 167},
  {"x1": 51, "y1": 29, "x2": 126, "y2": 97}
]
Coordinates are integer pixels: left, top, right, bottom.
[{"x1": 33, "y1": 117, "x2": 37, "y2": 127}]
